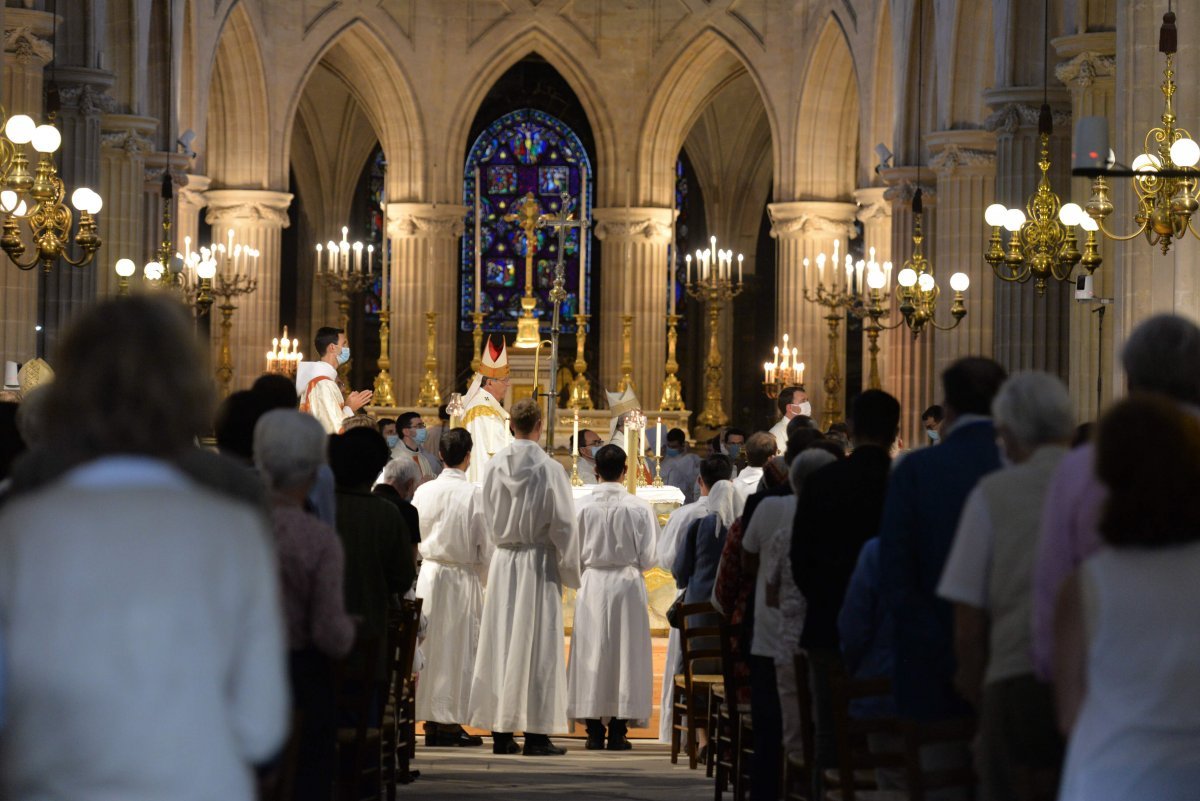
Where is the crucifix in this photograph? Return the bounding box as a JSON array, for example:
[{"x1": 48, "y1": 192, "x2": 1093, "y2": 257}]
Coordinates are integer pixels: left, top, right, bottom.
[{"x1": 503, "y1": 192, "x2": 550, "y2": 349}]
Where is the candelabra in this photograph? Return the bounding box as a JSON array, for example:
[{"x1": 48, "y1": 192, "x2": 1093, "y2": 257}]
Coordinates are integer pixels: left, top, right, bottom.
[
  {"x1": 847, "y1": 249, "x2": 903, "y2": 391},
  {"x1": 266, "y1": 326, "x2": 302, "y2": 378},
  {"x1": 214, "y1": 273, "x2": 258, "y2": 397},
  {"x1": 659, "y1": 314, "x2": 684, "y2": 411},
  {"x1": 801, "y1": 241, "x2": 859, "y2": 428},
  {"x1": 1085, "y1": 10, "x2": 1200, "y2": 254},
  {"x1": 685, "y1": 237, "x2": 744, "y2": 428},
  {"x1": 762, "y1": 332, "x2": 805, "y2": 399},
  {"x1": 416, "y1": 311, "x2": 440, "y2": 408},
  {"x1": 568, "y1": 313, "x2": 594, "y2": 409},
  {"x1": 374, "y1": 308, "x2": 397, "y2": 407},
  {"x1": 316, "y1": 229, "x2": 377, "y2": 386},
  {"x1": 617, "y1": 314, "x2": 636, "y2": 394},
  {"x1": 504, "y1": 192, "x2": 550, "y2": 350},
  {"x1": 984, "y1": 106, "x2": 1100, "y2": 295},
  {"x1": 894, "y1": 191, "x2": 969, "y2": 337},
  {"x1": 0, "y1": 112, "x2": 102, "y2": 272}
]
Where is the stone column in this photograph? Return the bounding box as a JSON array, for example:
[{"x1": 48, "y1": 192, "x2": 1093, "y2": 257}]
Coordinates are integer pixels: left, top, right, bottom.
[
  {"x1": 98, "y1": 114, "x2": 156, "y2": 297},
  {"x1": 854, "y1": 187, "x2": 893, "y2": 395},
  {"x1": 205, "y1": 189, "x2": 292, "y2": 392},
  {"x1": 40, "y1": 67, "x2": 114, "y2": 359},
  {"x1": 1056, "y1": 35, "x2": 1116, "y2": 422},
  {"x1": 385, "y1": 202, "x2": 466, "y2": 405},
  {"x1": 767, "y1": 201, "x2": 857, "y2": 423},
  {"x1": 928, "y1": 129, "x2": 998, "y2": 379},
  {"x1": 881, "y1": 169, "x2": 938, "y2": 447},
  {"x1": 176, "y1": 173, "x2": 211, "y2": 252},
  {"x1": 592, "y1": 207, "x2": 673, "y2": 408},
  {"x1": 983, "y1": 92, "x2": 1073, "y2": 378},
  {"x1": 0, "y1": 9, "x2": 53, "y2": 363}
]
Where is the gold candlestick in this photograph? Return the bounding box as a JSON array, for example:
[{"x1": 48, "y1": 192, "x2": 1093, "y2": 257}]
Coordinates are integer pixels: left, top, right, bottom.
[
  {"x1": 659, "y1": 313, "x2": 684, "y2": 411},
  {"x1": 470, "y1": 311, "x2": 485, "y2": 373},
  {"x1": 570, "y1": 450, "x2": 583, "y2": 487},
  {"x1": 216, "y1": 301, "x2": 236, "y2": 398},
  {"x1": 417, "y1": 311, "x2": 441, "y2": 407},
  {"x1": 617, "y1": 313, "x2": 635, "y2": 393},
  {"x1": 685, "y1": 244, "x2": 744, "y2": 429},
  {"x1": 653, "y1": 454, "x2": 664, "y2": 487},
  {"x1": 373, "y1": 308, "x2": 396, "y2": 407},
  {"x1": 568, "y1": 312, "x2": 593, "y2": 409},
  {"x1": 821, "y1": 311, "x2": 844, "y2": 429}
]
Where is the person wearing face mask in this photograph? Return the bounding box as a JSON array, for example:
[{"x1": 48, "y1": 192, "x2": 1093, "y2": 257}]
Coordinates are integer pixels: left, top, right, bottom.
[
  {"x1": 393, "y1": 411, "x2": 437, "y2": 483},
  {"x1": 922, "y1": 404, "x2": 945, "y2": 445},
  {"x1": 769, "y1": 386, "x2": 811, "y2": 455},
  {"x1": 568, "y1": 428, "x2": 603, "y2": 484},
  {"x1": 295, "y1": 326, "x2": 373, "y2": 434},
  {"x1": 377, "y1": 418, "x2": 399, "y2": 449},
  {"x1": 721, "y1": 427, "x2": 747, "y2": 470},
  {"x1": 661, "y1": 428, "x2": 702, "y2": 504}
]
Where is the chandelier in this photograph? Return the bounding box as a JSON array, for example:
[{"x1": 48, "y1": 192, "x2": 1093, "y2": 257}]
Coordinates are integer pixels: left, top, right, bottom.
[
  {"x1": 0, "y1": 112, "x2": 102, "y2": 271},
  {"x1": 762, "y1": 333, "x2": 804, "y2": 399},
  {"x1": 1084, "y1": 9, "x2": 1200, "y2": 254},
  {"x1": 894, "y1": 190, "x2": 969, "y2": 336},
  {"x1": 984, "y1": 107, "x2": 1101, "y2": 295}
]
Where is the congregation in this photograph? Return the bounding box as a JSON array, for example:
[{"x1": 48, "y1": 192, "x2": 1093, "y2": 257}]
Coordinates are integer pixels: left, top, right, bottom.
[{"x1": 1, "y1": 295, "x2": 1200, "y2": 801}]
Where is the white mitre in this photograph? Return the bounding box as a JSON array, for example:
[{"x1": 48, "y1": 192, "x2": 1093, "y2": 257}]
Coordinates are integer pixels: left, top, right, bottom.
[{"x1": 605, "y1": 386, "x2": 641, "y2": 442}]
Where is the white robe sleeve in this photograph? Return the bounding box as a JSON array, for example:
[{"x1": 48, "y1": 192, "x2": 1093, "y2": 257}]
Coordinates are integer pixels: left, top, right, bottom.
[
  {"x1": 545, "y1": 461, "x2": 581, "y2": 590},
  {"x1": 636, "y1": 502, "x2": 658, "y2": 572},
  {"x1": 308, "y1": 379, "x2": 351, "y2": 435}
]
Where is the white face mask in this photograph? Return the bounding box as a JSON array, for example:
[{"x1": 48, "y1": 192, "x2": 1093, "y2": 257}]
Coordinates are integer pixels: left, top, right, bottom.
[{"x1": 789, "y1": 400, "x2": 812, "y2": 418}]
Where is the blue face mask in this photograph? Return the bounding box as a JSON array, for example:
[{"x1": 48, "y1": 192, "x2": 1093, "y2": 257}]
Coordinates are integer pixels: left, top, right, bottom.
[
  {"x1": 665, "y1": 446, "x2": 682, "y2": 458},
  {"x1": 336, "y1": 346, "x2": 351, "y2": 365},
  {"x1": 927, "y1": 428, "x2": 940, "y2": 443},
  {"x1": 727, "y1": 444, "x2": 742, "y2": 460},
  {"x1": 386, "y1": 434, "x2": 400, "y2": 449},
  {"x1": 413, "y1": 428, "x2": 428, "y2": 445},
  {"x1": 584, "y1": 444, "x2": 599, "y2": 459}
]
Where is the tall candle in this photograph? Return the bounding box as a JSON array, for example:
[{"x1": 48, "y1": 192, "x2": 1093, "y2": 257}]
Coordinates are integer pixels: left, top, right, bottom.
[
  {"x1": 640, "y1": 424, "x2": 647, "y2": 457},
  {"x1": 656, "y1": 417, "x2": 662, "y2": 458},
  {"x1": 474, "y1": 166, "x2": 482, "y2": 314},
  {"x1": 579, "y1": 175, "x2": 588, "y2": 313},
  {"x1": 737, "y1": 253, "x2": 743, "y2": 285},
  {"x1": 624, "y1": 170, "x2": 632, "y2": 314},
  {"x1": 686, "y1": 254, "x2": 692, "y2": 285},
  {"x1": 573, "y1": 411, "x2": 580, "y2": 456}
]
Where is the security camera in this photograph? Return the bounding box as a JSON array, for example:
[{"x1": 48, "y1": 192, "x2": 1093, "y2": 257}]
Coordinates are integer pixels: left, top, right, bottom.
[
  {"x1": 874, "y1": 143, "x2": 893, "y2": 173},
  {"x1": 1074, "y1": 274, "x2": 1094, "y2": 301},
  {"x1": 176, "y1": 129, "x2": 197, "y2": 159}
]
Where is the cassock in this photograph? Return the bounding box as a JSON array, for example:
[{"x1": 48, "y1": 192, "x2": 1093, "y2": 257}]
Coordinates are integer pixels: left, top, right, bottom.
[
  {"x1": 468, "y1": 439, "x2": 580, "y2": 735},
  {"x1": 662, "y1": 452, "x2": 702, "y2": 504},
  {"x1": 567, "y1": 482, "x2": 656, "y2": 726},
  {"x1": 654, "y1": 496, "x2": 711, "y2": 742},
  {"x1": 769, "y1": 417, "x2": 789, "y2": 455},
  {"x1": 462, "y1": 388, "x2": 511, "y2": 484},
  {"x1": 412, "y1": 467, "x2": 494, "y2": 725},
  {"x1": 295, "y1": 361, "x2": 350, "y2": 434}
]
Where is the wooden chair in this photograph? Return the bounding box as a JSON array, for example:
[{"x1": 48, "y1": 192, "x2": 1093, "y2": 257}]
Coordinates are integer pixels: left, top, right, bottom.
[
  {"x1": 711, "y1": 615, "x2": 753, "y2": 801},
  {"x1": 784, "y1": 652, "x2": 815, "y2": 801},
  {"x1": 382, "y1": 598, "x2": 423, "y2": 799},
  {"x1": 333, "y1": 634, "x2": 388, "y2": 801},
  {"x1": 670, "y1": 601, "x2": 724, "y2": 769},
  {"x1": 897, "y1": 717, "x2": 976, "y2": 801},
  {"x1": 824, "y1": 670, "x2": 904, "y2": 801}
]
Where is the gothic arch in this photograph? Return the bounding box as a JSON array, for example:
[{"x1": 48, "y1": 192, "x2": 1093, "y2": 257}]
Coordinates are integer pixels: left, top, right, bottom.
[
  {"x1": 204, "y1": 1, "x2": 270, "y2": 188},
  {"x1": 794, "y1": 15, "x2": 861, "y2": 200},
  {"x1": 444, "y1": 28, "x2": 614, "y2": 203},
  {"x1": 283, "y1": 21, "x2": 425, "y2": 203},
  {"x1": 639, "y1": 28, "x2": 780, "y2": 207},
  {"x1": 944, "y1": 0, "x2": 994, "y2": 128}
]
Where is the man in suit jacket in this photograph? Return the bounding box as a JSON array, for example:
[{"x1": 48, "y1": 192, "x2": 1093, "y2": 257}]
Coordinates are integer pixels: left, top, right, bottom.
[{"x1": 879, "y1": 357, "x2": 1007, "y2": 721}]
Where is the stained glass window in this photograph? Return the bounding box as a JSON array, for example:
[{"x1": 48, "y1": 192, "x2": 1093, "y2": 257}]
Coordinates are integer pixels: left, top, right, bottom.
[
  {"x1": 672, "y1": 156, "x2": 689, "y2": 315},
  {"x1": 362, "y1": 147, "x2": 387, "y2": 315},
  {"x1": 462, "y1": 109, "x2": 592, "y2": 333}
]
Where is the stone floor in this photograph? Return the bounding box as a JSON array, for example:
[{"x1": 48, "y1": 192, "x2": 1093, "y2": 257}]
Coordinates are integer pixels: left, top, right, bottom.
[{"x1": 399, "y1": 738, "x2": 712, "y2": 800}]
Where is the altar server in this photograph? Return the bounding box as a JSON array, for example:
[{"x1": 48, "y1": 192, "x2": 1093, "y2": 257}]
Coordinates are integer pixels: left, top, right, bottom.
[
  {"x1": 468, "y1": 398, "x2": 580, "y2": 756},
  {"x1": 412, "y1": 428, "x2": 493, "y2": 747},
  {"x1": 295, "y1": 326, "x2": 372, "y2": 434},
  {"x1": 567, "y1": 444, "x2": 656, "y2": 750},
  {"x1": 462, "y1": 336, "x2": 513, "y2": 483}
]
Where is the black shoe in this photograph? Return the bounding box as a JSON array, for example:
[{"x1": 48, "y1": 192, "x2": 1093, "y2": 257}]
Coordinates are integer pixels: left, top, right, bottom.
[
  {"x1": 456, "y1": 732, "x2": 484, "y2": 747},
  {"x1": 492, "y1": 738, "x2": 521, "y2": 754},
  {"x1": 607, "y1": 736, "x2": 632, "y2": 751},
  {"x1": 585, "y1": 737, "x2": 606, "y2": 750},
  {"x1": 523, "y1": 740, "x2": 567, "y2": 756}
]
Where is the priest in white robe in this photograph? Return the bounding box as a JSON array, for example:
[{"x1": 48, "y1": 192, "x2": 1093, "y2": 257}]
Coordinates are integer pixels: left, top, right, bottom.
[
  {"x1": 411, "y1": 428, "x2": 493, "y2": 747},
  {"x1": 295, "y1": 326, "x2": 372, "y2": 434},
  {"x1": 462, "y1": 336, "x2": 513, "y2": 483},
  {"x1": 468, "y1": 398, "x2": 580, "y2": 756},
  {"x1": 567, "y1": 444, "x2": 656, "y2": 750},
  {"x1": 568, "y1": 428, "x2": 602, "y2": 485},
  {"x1": 769, "y1": 385, "x2": 811, "y2": 455}
]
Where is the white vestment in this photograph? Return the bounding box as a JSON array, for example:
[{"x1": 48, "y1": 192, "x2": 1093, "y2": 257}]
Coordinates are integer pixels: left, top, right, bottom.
[
  {"x1": 412, "y1": 468, "x2": 494, "y2": 724},
  {"x1": 463, "y1": 388, "x2": 511, "y2": 484},
  {"x1": 575, "y1": 457, "x2": 598, "y2": 485},
  {"x1": 392, "y1": 442, "x2": 437, "y2": 483},
  {"x1": 295, "y1": 361, "x2": 351, "y2": 435},
  {"x1": 468, "y1": 440, "x2": 580, "y2": 734},
  {"x1": 733, "y1": 465, "x2": 764, "y2": 503},
  {"x1": 567, "y1": 483, "x2": 656, "y2": 725},
  {"x1": 769, "y1": 417, "x2": 790, "y2": 455},
  {"x1": 654, "y1": 496, "x2": 711, "y2": 742}
]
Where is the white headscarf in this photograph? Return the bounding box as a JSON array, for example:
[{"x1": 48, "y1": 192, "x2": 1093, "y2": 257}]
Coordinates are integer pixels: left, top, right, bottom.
[{"x1": 705, "y1": 478, "x2": 743, "y2": 532}]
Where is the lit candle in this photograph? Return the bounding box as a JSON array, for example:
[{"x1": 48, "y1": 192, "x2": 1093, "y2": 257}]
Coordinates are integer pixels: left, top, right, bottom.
[
  {"x1": 315, "y1": 243, "x2": 324, "y2": 274},
  {"x1": 656, "y1": 417, "x2": 663, "y2": 458},
  {"x1": 640, "y1": 424, "x2": 647, "y2": 457},
  {"x1": 855, "y1": 259, "x2": 864, "y2": 296},
  {"x1": 668, "y1": 241, "x2": 675, "y2": 315},
  {"x1": 573, "y1": 411, "x2": 580, "y2": 456},
  {"x1": 817, "y1": 253, "x2": 825, "y2": 284},
  {"x1": 354, "y1": 241, "x2": 363, "y2": 274},
  {"x1": 764, "y1": 362, "x2": 772, "y2": 384},
  {"x1": 686, "y1": 253, "x2": 692, "y2": 285},
  {"x1": 738, "y1": 253, "x2": 743, "y2": 285},
  {"x1": 798, "y1": 361, "x2": 805, "y2": 384}
]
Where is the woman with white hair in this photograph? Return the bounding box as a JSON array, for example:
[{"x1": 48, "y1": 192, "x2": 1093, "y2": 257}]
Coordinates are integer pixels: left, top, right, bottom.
[
  {"x1": 255, "y1": 409, "x2": 355, "y2": 801},
  {"x1": 937, "y1": 371, "x2": 1075, "y2": 801}
]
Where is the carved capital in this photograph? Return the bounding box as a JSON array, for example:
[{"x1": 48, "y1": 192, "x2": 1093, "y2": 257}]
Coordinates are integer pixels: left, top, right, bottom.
[
  {"x1": 767, "y1": 201, "x2": 857, "y2": 240},
  {"x1": 929, "y1": 145, "x2": 997, "y2": 174},
  {"x1": 883, "y1": 181, "x2": 937, "y2": 206},
  {"x1": 143, "y1": 165, "x2": 189, "y2": 188},
  {"x1": 204, "y1": 189, "x2": 293, "y2": 229},
  {"x1": 591, "y1": 207, "x2": 675, "y2": 244},
  {"x1": 4, "y1": 26, "x2": 53, "y2": 65},
  {"x1": 177, "y1": 174, "x2": 212, "y2": 209},
  {"x1": 984, "y1": 102, "x2": 1072, "y2": 135},
  {"x1": 385, "y1": 202, "x2": 468, "y2": 239},
  {"x1": 1055, "y1": 51, "x2": 1116, "y2": 89},
  {"x1": 57, "y1": 82, "x2": 118, "y2": 117},
  {"x1": 101, "y1": 129, "x2": 154, "y2": 156}
]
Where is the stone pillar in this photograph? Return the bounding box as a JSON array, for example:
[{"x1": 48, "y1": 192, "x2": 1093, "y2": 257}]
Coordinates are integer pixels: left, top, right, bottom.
[
  {"x1": 385, "y1": 202, "x2": 466, "y2": 405},
  {"x1": 205, "y1": 189, "x2": 292, "y2": 391},
  {"x1": 98, "y1": 114, "x2": 156, "y2": 297},
  {"x1": 1057, "y1": 34, "x2": 1116, "y2": 422},
  {"x1": 983, "y1": 92, "x2": 1073, "y2": 378},
  {"x1": 176, "y1": 173, "x2": 211, "y2": 252},
  {"x1": 0, "y1": 9, "x2": 53, "y2": 363},
  {"x1": 766, "y1": 201, "x2": 857, "y2": 423},
  {"x1": 592, "y1": 207, "x2": 673, "y2": 408},
  {"x1": 928, "y1": 129, "x2": 998, "y2": 379},
  {"x1": 881, "y1": 169, "x2": 938, "y2": 447},
  {"x1": 855, "y1": 187, "x2": 893, "y2": 395},
  {"x1": 40, "y1": 67, "x2": 114, "y2": 359}
]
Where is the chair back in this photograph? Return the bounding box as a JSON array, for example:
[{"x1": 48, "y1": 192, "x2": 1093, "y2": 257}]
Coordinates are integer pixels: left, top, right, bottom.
[
  {"x1": 678, "y1": 601, "x2": 722, "y2": 684},
  {"x1": 827, "y1": 669, "x2": 903, "y2": 801},
  {"x1": 333, "y1": 634, "x2": 384, "y2": 800}
]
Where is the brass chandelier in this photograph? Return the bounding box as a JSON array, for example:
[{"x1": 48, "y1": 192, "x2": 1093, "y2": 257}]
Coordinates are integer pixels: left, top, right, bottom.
[
  {"x1": 895, "y1": 189, "x2": 968, "y2": 336},
  {"x1": 1084, "y1": 9, "x2": 1200, "y2": 254}
]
